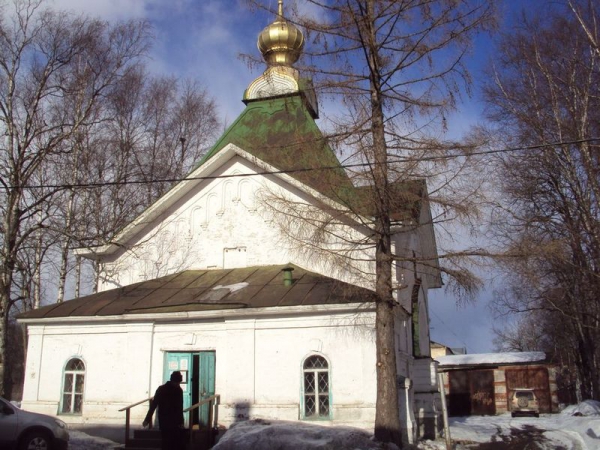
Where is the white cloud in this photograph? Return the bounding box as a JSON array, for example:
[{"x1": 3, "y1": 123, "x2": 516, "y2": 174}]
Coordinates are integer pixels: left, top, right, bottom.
[
  {"x1": 50, "y1": 0, "x2": 149, "y2": 20},
  {"x1": 41, "y1": 0, "x2": 264, "y2": 120}
]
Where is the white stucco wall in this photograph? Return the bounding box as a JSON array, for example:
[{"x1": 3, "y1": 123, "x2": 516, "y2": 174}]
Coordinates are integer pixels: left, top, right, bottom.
[
  {"x1": 21, "y1": 307, "x2": 378, "y2": 429},
  {"x1": 22, "y1": 322, "x2": 156, "y2": 422}
]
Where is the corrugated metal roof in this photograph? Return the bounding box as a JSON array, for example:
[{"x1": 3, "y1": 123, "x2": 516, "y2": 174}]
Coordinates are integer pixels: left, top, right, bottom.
[{"x1": 17, "y1": 264, "x2": 376, "y2": 320}]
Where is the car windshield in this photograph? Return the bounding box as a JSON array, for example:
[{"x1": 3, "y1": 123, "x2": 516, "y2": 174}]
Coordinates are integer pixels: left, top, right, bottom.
[{"x1": 515, "y1": 392, "x2": 534, "y2": 400}]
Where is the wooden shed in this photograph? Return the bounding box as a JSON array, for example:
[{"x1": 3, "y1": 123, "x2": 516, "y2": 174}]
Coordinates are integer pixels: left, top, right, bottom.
[{"x1": 435, "y1": 352, "x2": 559, "y2": 416}]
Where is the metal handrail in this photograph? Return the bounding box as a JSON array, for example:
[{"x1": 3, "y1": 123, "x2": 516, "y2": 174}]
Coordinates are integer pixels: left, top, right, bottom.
[
  {"x1": 183, "y1": 394, "x2": 221, "y2": 447},
  {"x1": 118, "y1": 396, "x2": 153, "y2": 447},
  {"x1": 183, "y1": 394, "x2": 220, "y2": 413},
  {"x1": 118, "y1": 397, "x2": 153, "y2": 412},
  {"x1": 120, "y1": 394, "x2": 220, "y2": 449}
]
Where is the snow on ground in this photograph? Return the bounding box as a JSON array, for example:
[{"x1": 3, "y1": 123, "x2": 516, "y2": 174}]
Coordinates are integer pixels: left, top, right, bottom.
[
  {"x1": 446, "y1": 414, "x2": 596, "y2": 449},
  {"x1": 67, "y1": 401, "x2": 600, "y2": 450},
  {"x1": 440, "y1": 400, "x2": 600, "y2": 450},
  {"x1": 211, "y1": 419, "x2": 400, "y2": 450},
  {"x1": 69, "y1": 430, "x2": 122, "y2": 450},
  {"x1": 210, "y1": 414, "x2": 600, "y2": 450}
]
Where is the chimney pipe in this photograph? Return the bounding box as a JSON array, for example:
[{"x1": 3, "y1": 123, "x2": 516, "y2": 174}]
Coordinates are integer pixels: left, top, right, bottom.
[{"x1": 282, "y1": 266, "x2": 294, "y2": 286}]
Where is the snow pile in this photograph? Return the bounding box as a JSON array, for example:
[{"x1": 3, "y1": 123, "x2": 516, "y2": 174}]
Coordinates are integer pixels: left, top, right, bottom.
[
  {"x1": 447, "y1": 411, "x2": 600, "y2": 450},
  {"x1": 561, "y1": 399, "x2": 600, "y2": 417},
  {"x1": 69, "y1": 430, "x2": 120, "y2": 450},
  {"x1": 213, "y1": 282, "x2": 249, "y2": 293},
  {"x1": 212, "y1": 419, "x2": 401, "y2": 450},
  {"x1": 210, "y1": 408, "x2": 600, "y2": 450}
]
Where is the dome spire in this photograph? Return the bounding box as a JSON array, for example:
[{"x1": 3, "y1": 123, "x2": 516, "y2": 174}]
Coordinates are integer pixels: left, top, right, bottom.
[
  {"x1": 258, "y1": 0, "x2": 304, "y2": 66},
  {"x1": 245, "y1": 0, "x2": 318, "y2": 118}
]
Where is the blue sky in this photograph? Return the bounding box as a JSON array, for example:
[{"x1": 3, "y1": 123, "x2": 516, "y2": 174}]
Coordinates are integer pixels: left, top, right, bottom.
[
  {"x1": 52, "y1": 0, "x2": 271, "y2": 122},
  {"x1": 49, "y1": 0, "x2": 544, "y2": 354},
  {"x1": 49, "y1": 0, "x2": 538, "y2": 128}
]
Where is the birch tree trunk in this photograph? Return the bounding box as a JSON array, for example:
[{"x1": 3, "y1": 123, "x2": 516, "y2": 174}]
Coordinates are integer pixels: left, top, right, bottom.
[{"x1": 0, "y1": 0, "x2": 150, "y2": 397}]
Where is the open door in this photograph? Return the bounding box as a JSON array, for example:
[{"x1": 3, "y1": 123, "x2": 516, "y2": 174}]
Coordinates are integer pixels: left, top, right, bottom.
[
  {"x1": 165, "y1": 351, "x2": 215, "y2": 428},
  {"x1": 197, "y1": 351, "x2": 216, "y2": 427}
]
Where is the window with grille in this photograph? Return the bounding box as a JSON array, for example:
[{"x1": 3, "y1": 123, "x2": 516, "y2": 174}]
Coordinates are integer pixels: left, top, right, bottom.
[
  {"x1": 303, "y1": 355, "x2": 330, "y2": 419},
  {"x1": 61, "y1": 358, "x2": 85, "y2": 414}
]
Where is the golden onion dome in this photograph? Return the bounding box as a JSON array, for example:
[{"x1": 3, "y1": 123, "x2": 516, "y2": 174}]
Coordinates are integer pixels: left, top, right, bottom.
[{"x1": 257, "y1": 0, "x2": 304, "y2": 66}]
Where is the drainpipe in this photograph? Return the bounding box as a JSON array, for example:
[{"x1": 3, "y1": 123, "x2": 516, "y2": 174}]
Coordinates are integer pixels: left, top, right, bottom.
[{"x1": 282, "y1": 267, "x2": 294, "y2": 286}]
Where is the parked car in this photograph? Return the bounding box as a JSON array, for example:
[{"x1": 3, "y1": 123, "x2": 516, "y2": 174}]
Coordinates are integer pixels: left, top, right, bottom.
[
  {"x1": 510, "y1": 388, "x2": 540, "y2": 417},
  {"x1": 0, "y1": 396, "x2": 69, "y2": 450}
]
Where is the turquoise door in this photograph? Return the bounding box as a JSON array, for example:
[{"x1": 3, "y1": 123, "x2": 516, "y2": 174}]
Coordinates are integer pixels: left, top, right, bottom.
[
  {"x1": 164, "y1": 351, "x2": 215, "y2": 428},
  {"x1": 198, "y1": 351, "x2": 216, "y2": 427},
  {"x1": 164, "y1": 352, "x2": 193, "y2": 427}
]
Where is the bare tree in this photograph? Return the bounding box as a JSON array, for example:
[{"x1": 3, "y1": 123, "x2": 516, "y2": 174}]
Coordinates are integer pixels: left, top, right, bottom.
[
  {"x1": 248, "y1": 0, "x2": 495, "y2": 445},
  {"x1": 0, "y1": 0, "x2": 150, "y2": 397},
  {"x1": 485, "y1": 0, "x2": 600, "y2": 401},
  {"x1": 28, "y1": 60, "x2": 219, "y2": 305},
  {"x1": 568, "y1": 0, "x2": 599, "y2": 54},
  {"x1": 119, "y1": 73, "x2": 219, "y2": 205},
  {"x1": 63, "y1": 69, "x2": 220, "y2": 292}
]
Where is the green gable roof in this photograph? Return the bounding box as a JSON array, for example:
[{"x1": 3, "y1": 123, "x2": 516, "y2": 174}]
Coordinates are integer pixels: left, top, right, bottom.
[
  {"x1": 199, "y1": 93, "x2": 354, "y2": 201},
  {"x1": 197, "y1": 92, "x2": 428, "y2": 222}
]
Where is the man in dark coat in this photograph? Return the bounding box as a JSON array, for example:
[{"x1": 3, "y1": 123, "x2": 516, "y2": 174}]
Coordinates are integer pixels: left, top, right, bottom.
[{"x1": 143, "y1": 371, "x2": 185, "y2": 450}]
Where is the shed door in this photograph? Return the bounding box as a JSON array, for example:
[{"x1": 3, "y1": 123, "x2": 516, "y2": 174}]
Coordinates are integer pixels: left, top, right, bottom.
[
  {"x1": 505, "y1": 367, "x2": 551, "y2": 413},
  {"x1": 448, "y1": 370, "x2": 495, "y2": 416},
  {"x1": 448, "y1": 371, "x2": 470, "y2": 416},
  {"x1": 470, "y1": 370, "x2": 495, "y2": 415}
]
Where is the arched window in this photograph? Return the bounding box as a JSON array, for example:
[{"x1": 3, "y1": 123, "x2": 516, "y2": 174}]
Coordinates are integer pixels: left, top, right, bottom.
[
  {"x1": 302, "y1": 355, "x2": 330, "y2": 419},
  {"x1": 61, "y1": 358, "x2": 85, "y2": 414}
]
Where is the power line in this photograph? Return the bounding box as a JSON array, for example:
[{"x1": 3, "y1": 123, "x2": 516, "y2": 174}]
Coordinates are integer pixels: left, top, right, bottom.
[
  {"x1": 430, "y1": 309, "x2": 471, "y2": 352},
  {"x1": 1, "y1": 137, "x2": 598, "y2": 190}
]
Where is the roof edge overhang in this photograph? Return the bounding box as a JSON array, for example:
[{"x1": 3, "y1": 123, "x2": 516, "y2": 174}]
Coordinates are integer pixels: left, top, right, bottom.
[
  {"x1": 437, "y1": 361, "x2": 551, "y2": 372},
  {"x1": 17, "y1": 301, "x2": 375, "y2": 326},
  {"x1": 436, "y1": 351, "x2": 548, "y2": 372}
]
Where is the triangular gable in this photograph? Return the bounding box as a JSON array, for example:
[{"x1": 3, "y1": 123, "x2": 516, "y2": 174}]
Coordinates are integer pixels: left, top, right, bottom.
[
  {"x1": 77, "y1": 93, "x2": 357, "y2": 258},
  {"x1": 76, "y1": 141, "x2": 356, "y2": 258}
]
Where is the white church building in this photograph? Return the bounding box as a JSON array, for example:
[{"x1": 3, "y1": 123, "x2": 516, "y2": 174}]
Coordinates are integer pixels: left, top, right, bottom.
[{"x1": 18, "y1": 3, "x2": 443, "y2": 444}]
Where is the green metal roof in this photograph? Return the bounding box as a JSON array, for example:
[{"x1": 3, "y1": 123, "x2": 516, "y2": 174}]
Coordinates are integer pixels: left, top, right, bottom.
[
  {"x1": 197, "y1": 92, "x2": 426, "y2": 220},
  {"x1": 198, "y1": 93, "x2": 354, "y2": 201}
]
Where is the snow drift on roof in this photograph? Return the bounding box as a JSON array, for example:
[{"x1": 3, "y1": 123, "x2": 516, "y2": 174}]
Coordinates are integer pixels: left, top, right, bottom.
[{"x1": 435, "y1": 351, "x2": 546, "y2": 367}]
